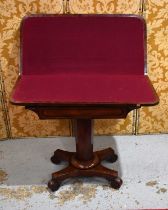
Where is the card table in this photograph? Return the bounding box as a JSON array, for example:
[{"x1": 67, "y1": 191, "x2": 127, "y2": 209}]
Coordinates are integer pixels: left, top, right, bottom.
[{"x1": 10, "y1": 15, "x2": 159, "y2": 191}]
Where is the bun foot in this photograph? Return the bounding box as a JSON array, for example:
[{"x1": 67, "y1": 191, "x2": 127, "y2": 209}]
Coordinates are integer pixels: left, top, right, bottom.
[
  {"x1": 51, "y1": 155, "x2": 61, "y2": 164},
  {"x1": 110, "y1": 177, "x2": 123, "y2": 189},
  {"x1": 107, "y1": 154, "x2": 118, "y2": 163},
  {"x1": 48, "y1": 179, "x2": 60, "y2": 192}
]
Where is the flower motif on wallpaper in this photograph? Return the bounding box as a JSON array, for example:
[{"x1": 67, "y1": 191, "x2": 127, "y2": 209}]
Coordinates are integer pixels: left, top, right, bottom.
[
  {"x1": 0, "y1": 110, "x2": 6, "y2": 138},
  {"x1": 164, "y1": 71, "x2": 168, "y2": 82},
  {"x1": 147, "y1": 49, "x2": 165, "y2": 84},
  {"x1": 0, "y1": 0, "x2": 17, "y2": 17},
  {"x1": 0, "y1": 57, "x2": 8, "y2": 73},
  {"x1": 0, "y1": 30, "x2": 14, "y2": 57},
  {"x1": 4, "y1": 16, "x2": 22, "y2": 31},
  {"x1": 95, "y1": 113, "x2": 133, "y2": 135},
  {"x1": 160, "y1": 57, "x2": 168, "y2": 69},
  {"x1": 95, "y1": 0, "x2": 114, "y2": 13},
  {"x1": 155, "y1": 2, "x2": 168, "y2": 19},
  {"x1": 116, "y1": 0, "x2": 139, "y2": 14},
  {"x1": 139, "y1": 112, "x2": 163, "y2": 133},
  {"x1": 154, "y1": 26, "x2": 168, "y2": 56},
  {"x1": 148, "y1": 91, "x2": 168, "y2": 121},
  {"x1": 149, "y1": 67, "x2": 164, "y2": 82},
  {"x1": 153, "y1": 80, "x2": 168, "y2": 93},
  {"x1": 1, "y1": 58, "x2": 18, "y2": 98},
  {"x1": 0, "y1": 41, "x2": 5, "y2": 57},
  {"x1": 148, "y1": 49, "x2": 161, "y2": 69},
  {"x1": 7, "y1": 40, "x2": 20, "y2": 62},
  {"x1": 70, "y1": 0, "x2": 94, "y2": 14},
  {"x1": 147, "y1": 0, "x2": 168, "y2": 25},
  {"x1": 17, "y1": 0, "x2": 38, "y2": 15},
  {"x1": 39, "y1": 0, "x2": 62, "y2": 13},
  {"x1": 8, "y1": 104, "x2": 70, "y2": 137},
  {"x1": 15, "y1": 110, "x2": 63, "y2": 137},
  {"x1": 148, "y1": 0, "x2": 165, "y2": 7},
  {"x1": 147, "y1": 19, "x2": 164, "y2": 37},
  {"x1": 3, "y1": 65, "x2": 18, "y2": 97}
]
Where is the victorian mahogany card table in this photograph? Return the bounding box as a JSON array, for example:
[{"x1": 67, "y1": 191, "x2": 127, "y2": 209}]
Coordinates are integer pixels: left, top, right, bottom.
[{"x1": 10, "y1": 15, "x2": 159, "y2": 191}]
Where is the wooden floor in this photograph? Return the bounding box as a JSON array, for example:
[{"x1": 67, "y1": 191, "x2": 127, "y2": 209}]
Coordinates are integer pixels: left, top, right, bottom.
[{"x1": 0, "y1": 135, "x2": 168, "y2": 209}]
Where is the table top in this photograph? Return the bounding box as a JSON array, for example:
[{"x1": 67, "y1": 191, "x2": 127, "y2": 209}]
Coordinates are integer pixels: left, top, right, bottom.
[
  {"x1": 11, "y1": 74, "x2": 158, "y2": 106},
  {"x1": 11, "y1": 15, "x2": 159, "y2": 106}
]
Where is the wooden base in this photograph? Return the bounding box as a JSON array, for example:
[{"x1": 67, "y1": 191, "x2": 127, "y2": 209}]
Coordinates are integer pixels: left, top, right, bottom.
[
  {"x1": 48, "y1": 119, "x2": 122, "y2": 191},
  {"x1": 25, "y1": 105, "x2": 133, "y2": 192},
  {"x1": 48, "y1": 148, "x2": 122, "y2": 191}
]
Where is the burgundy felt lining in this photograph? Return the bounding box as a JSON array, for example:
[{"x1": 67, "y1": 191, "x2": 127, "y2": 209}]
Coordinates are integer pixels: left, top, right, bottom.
[
  {"x1": 11, "y1": 15, "x2": 158, "y2": 105},
  {"x1": 21, "y1": 15, "x2": 145, "y2": 76}
]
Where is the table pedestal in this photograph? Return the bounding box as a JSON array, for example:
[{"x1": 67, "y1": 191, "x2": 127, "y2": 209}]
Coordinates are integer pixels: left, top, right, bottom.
[{"x1": 48, "y1": 119, "x2": 122, "y2": 191}]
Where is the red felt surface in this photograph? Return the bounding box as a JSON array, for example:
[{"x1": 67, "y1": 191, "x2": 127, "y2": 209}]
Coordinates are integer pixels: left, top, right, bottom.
[
  {"x1": 11, "y1": 74, "x2": 158, "y2": 105},
  {"x1": 11, "y1": 15, "x2": 158, "y2": 105},
  {"x1": 21, "y1": 15, "x2": 145, "y2": 76}
]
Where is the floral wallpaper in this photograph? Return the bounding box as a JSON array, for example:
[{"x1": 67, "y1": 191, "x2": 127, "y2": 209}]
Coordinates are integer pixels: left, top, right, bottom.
[
  {"x1": 0, "y1": 0, "x2": 166, "y2": 139},
  {"x1": 0, "y1": 0, "x2": 70, "y2": 139},
  {"x1": 0, "y1": 50, "x2": 7, "y2": 139},
  {"x1": 138, "y1": 0, "x2": 168, "y2": 134},
  {"x1": 0, "y1": 102, "x2": 7, "y2": 139}
]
